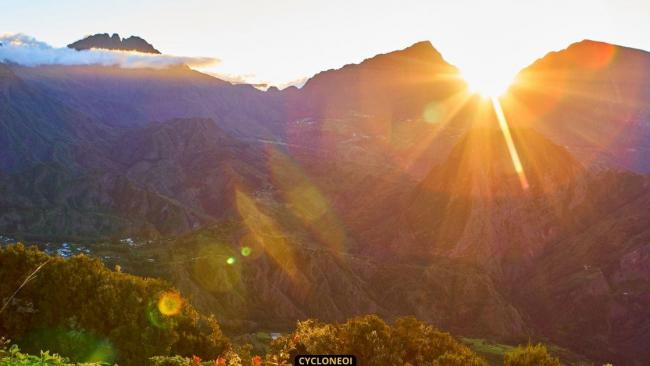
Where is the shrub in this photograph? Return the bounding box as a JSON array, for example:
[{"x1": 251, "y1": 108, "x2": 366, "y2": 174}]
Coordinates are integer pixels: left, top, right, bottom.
[
  {"x1": 0, "y1": 244, "x2": 228, "y2": 366},
  {"x1": 268, "y1": 315, "x2": 487, "y2": 366},
  {"x1": 0, "y1": 339, "x2": 104, "y2": 366},
  {"x1": 504, "y1": 344, "x2": 561, "y2": 366},
  {"x1": 149, "y1": 355, "x2": 191, "y2": 366}
]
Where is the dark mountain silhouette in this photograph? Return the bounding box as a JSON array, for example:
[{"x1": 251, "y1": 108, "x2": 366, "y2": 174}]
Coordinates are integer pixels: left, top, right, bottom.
[
  {"x1": 67, "y1": 33, "x2": 161, "y2": 54},
  {"x1": 0, "y1": 64, "x2": 95, "y2": 172},
  {"x1": 11, "y1": 64, "x2": 279, "y2": 135}
]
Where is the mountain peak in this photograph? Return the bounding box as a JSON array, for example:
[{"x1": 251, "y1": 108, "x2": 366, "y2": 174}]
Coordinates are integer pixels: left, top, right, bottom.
[
  {"x1": 398, "y1": 40, "x2": 443, "y2": 60},
  {"x1": 420, "y1": 127, "x2": 583, "y2": 198},
  {"x1": 521, "y1": 38, "x2": 650, "y2": 73},
  {"x1": 302, "y1": 40, "x2": 450, "y2": 88},
  {"x1": 401, "y1": 127, "x2": 585, "y2": 261},
  {"x1": 67, "y1": 33, "x2": 161, "y2": 54}
]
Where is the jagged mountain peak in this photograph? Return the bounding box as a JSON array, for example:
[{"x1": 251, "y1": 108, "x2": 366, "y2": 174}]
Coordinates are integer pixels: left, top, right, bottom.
[{"x1": 67, "y1": 33, "x2": 161, "y2": 54}]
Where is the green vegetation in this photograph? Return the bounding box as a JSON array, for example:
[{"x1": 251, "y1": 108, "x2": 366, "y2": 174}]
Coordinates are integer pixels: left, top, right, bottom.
[
  {"x1": 463, "y1": 338, "x2": 598, "y2": 366},
  {"x1": 504, "y1": 344, "x2": 561, "y2": 366},
  {"x1": 1, "y1": 244, "x2": 604, "y2": 366},
  {"x1": 0, "y1": 244, "x2": 228, "y2": 366},
  {"x1": 463, "y1": 338, "x2": 516, "y2": 365},
  {"x1": 0, "y1": 337, "x2": 103, "y2": 366},
  {"x1": 266, "y1": 315, "x2": 487, "y2": 366}
]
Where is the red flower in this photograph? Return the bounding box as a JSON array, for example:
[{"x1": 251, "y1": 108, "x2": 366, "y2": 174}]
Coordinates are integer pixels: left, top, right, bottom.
[
  {"x1": 252, "y1": 355, "x2": 262, "y2": 366},
  {"x1": 191, "y1": 355, "x2": 202, "y2": 366},
  {"x1": 213, "y1": 356, "x2": 226, "y2": 366}
]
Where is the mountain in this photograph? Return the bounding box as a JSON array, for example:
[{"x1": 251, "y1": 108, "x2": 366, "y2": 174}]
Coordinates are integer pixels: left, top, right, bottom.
[
  {"x1": 401, "y1": 127, "x2": 584, "y2": 263},
  {"x1": 0, "y1": 63, "x2": 111, "y2": 173},
  {"x1": 67, "y1": 33, "x2": 161, "y2": 54},
  {"x1": 507, "y1": 40, "x2": 650, "y2": 172},
  {"x1": 10, "y1": 64, "x2": 281, "y2": 136},
  {"x1": 113, "y1": 117, "x2": 269, "y2": 219},
  {"x1": 515, "y1": 171, "x2": 650, "y2": 364},
  {"x1": 1, "y1": 35, "x2": 650, "y2": 365},
  {"x1": 0, "y1": 115, "x2": 269, "y2": 240},
  {"x1": 398, "y1": 124, "x2": 650, "y2": 364},
  {"x1": 290, "y1": 41, "x2": 467, "y2": 120}
]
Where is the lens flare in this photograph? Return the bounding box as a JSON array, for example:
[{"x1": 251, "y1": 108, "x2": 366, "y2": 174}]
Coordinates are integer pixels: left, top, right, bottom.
[
  {"x1": 84, "y1": 340, "x2": 116, "y2": 364},
  {"x1": 268, "y1": 149, "x2": 347, "y2": 255},
  {"x1": 147, "y1": 301, "x2": 170, "y2": 328},
  {"x1": 21, "y1": 328, "x2": 117, "y2": 364},
  {"x1": 192, "y1": 241, "x2": 242, "y2": 293},
  {"x1": 423, "y1": 102, "x2": 444, "y2": 124},
  {"x1": 241, "y1": 246, "x2": 252, "y2": 257},
  {"x1": 157, "y1": 291, "x2": 183, "y2": 316},
  {"x1": 236, "y1": 189, "x2": 302, "y2": 282},
  {"x1": 491, "y1": 97, "x2": 529, "y2": 190}
]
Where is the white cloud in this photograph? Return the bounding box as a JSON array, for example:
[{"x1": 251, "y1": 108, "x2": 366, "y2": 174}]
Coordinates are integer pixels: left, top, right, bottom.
[{"x1": 0, "y1": 33, "x2": 219, "y2": 69}]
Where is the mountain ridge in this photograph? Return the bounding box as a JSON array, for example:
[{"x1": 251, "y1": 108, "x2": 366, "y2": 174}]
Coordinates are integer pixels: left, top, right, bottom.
[{"x1": 67, "y1": 33, "x2": 161, "y2": 54}]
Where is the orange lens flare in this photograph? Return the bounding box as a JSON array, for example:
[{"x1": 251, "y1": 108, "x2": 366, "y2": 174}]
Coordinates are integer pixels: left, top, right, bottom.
[
  {"x1": 235, "y1": 189, "x2": 301, "y2": 281},
  {"x1": 157, "y1": 291, "x2": 183, "y2": 316},
  {"x1": 491, "y1": 97, "x2": 529, "y2": 190},
  {"x1": 269, "y1": 149, "x2": 347, "y2": 256}
]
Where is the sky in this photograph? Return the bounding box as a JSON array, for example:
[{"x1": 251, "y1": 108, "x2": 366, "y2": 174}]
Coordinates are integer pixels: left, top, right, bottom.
[{"x1": 1, "y1": 0, "x2": 649, "y2": 88}]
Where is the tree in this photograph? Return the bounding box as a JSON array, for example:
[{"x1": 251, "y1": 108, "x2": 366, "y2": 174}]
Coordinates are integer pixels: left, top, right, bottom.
[
  {"x1": 0, "y1": 244, "x2": 229, "y2": 366},
  {"x1": 268, "y1": 315, "x2": 487, "y2": 366}
]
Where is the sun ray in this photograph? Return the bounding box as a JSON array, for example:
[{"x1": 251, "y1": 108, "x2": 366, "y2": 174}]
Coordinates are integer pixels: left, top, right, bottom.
[{"x1": 491, "y1": 97, "x2": 530, "y2": 190}]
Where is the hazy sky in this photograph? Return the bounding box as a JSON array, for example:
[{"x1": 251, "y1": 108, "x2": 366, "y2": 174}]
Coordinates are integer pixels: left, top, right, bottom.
[{"x1": 2, "y1": 0, "x2": 649, "y2": 87}]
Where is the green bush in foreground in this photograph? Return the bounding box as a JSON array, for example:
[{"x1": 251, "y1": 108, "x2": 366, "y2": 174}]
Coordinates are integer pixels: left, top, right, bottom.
[
  {"x1": 0, "y1": 338, "x2": 103, "y2": 366},
  {"x1": 267, "y1": 315, "x2": 488, "y2": 366},
  {"x1": 504, "y1": 344, "x2": 561, "y2": 366},
  {"x1": 0, "y1": 244, "x2": 228, "y2": 366}
]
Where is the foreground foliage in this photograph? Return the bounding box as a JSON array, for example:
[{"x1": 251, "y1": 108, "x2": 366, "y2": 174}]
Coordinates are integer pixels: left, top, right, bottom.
[
  {"x1": 0, "y1": 338, "x2": 103, "y2": 366},
  {"x1": 0, "y1": 245, "x2": 600, "y2": 366},
  {"x1": 0, "y1": 244, "x2": 228, "y2": 366},
  {"x1": 503, "y1": 344, "x2": 561, "y2": 366},
  {"x1": 266, "y1": 315, "x2": 487, "y2": 366}
]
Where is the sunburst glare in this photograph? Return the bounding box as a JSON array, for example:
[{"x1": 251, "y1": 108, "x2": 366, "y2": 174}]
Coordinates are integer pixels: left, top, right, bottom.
[
  {"x1": 461, "y1": 65, "x2": 516, "y2": 97},
  {"x1": 491, "y1": 97, "x2": 530, "y2": 190}
]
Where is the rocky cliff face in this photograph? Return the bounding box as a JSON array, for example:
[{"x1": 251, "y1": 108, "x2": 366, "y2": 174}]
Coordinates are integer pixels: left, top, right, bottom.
[
  {"x1": 163, "y1": 218, "x2": 528, "y2": 341},
  {"x1": 513, "y1": 173, "x2": 650, "y2": 365},
  {"x1": 67, "y1": 33, "x2": 161, "y2": 54}
]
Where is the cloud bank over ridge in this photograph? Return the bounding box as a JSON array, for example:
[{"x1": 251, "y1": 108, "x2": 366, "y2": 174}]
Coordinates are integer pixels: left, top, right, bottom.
[{"x1": 0, "y1": 33, "x2": 219, "y2": 69}]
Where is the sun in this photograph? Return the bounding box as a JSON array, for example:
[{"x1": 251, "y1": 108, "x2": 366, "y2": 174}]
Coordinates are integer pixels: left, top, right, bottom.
[{"x1": 460, "y1": 66, "x2": 516, "y2": 97}]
